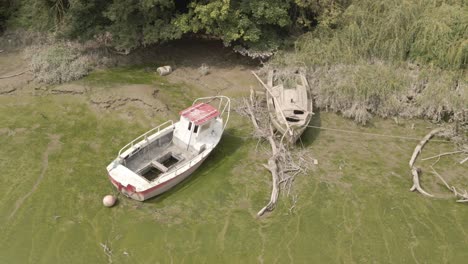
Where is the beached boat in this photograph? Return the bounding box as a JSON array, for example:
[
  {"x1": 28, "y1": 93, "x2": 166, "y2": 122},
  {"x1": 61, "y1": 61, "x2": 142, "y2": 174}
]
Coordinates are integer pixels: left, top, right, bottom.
[
  {"x1": 106, "y1": 96, "x2": 230, "y2": 201},
  {"x1": 254, "y1": 70, "x2": 313, "y2": 143}
]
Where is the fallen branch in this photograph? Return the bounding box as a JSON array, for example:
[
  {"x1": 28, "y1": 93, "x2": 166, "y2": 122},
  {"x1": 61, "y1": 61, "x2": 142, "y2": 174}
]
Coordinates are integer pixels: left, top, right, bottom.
[
  {"x1": 410, "y1": 168, "x2": 434, "y2": 197},
  {"x1": 240, "y1": 88, "x2": 313, "y2": 217},
  {"x1": 246, "y1": 91, "x2": 281, "y2": 216},
  {"x1": 430, "y1": 166, "x2": 468, "y2": 203},
  {"x1": 460, "y1": 156, "x2": 468, "y2": 164},
  {"x1": 408, "y1": 128, "x2": 443, "y2": 196},
  {"x1": 421, "y1": 150, "x2": 464, "y2": 161},
  {"x1": 100, "y1": 242, "x2": 113, "y2": 263},
  {"x1": 409, "y1": 127, "x2": 444, "y2": 168},
  {"x1": 0, "y1": 71, "x2": 26, "y2": 79}
]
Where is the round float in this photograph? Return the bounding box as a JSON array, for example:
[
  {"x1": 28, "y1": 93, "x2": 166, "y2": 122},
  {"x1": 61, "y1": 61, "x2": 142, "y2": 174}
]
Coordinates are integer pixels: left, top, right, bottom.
[{"x1": 103, "y1": 195, "x2": 117, "y2": 207}]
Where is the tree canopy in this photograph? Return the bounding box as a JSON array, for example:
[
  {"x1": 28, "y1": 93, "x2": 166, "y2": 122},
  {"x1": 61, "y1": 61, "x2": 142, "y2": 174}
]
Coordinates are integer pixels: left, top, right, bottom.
[
  {"x1": 4, "y1": 0, "x2": 347, "y2": 53},
  {"x1": 2, "y1": 0, "x2": 465, "y2": 69}
]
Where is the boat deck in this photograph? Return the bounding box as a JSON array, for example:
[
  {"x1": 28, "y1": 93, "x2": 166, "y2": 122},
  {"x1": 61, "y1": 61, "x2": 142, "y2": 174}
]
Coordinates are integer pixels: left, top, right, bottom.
[{"x1": 124, "y1": 134, "x2": 198, "y2": 180}]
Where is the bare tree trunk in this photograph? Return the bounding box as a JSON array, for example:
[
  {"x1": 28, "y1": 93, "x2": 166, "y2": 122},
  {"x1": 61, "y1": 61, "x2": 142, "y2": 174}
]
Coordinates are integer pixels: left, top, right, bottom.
[
  {"x1": 257, "y1": 125, "x2": 280, "y2": 216},
  {"x1": 408, "y1": 128, "x2": 443, "y2": 196},
  {"x1": 409, "y1": 128, "x2": 443, "y2": 168},
  {"x1": 410, "y1": 168, "x2": 433, "y2": 197}
]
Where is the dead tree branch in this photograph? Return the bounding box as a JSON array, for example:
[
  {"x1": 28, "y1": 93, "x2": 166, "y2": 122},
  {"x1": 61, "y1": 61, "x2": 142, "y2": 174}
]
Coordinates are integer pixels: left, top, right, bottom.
[
  {"x1": 421, "y1": 150, "x2": 465, "y2": 161},
  {"x1": 408, "y1": 126, "x2": 468, "y2": 203},
  {"x1": 408, "y1": 128, "x2": 443, "y2": 197},
  {"x1": 430, "y1": 166, "x2": 468, "y2": 203},
  {"x1": 0, "y1": 71, "x2": 26, "y2": 79},
  {"x1": 460, "y1": 156, "x2": 468, "y2": 164},
  {"x1": 239, "y1": 88, "x2": 313, "y2": 217}
]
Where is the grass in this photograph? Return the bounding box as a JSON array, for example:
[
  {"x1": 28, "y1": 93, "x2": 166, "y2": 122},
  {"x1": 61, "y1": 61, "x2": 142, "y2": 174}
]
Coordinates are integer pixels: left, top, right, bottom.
[
  {"x1": 270, "y1": 0, "x2": 467, "y2": 124},
  {"x1": 82, "y1": 66, "x2": 163, "y2": 86},
  {"x1": 282, "y1": 0, "x2": 467, "y2": 69},
  {"x1": 304, "y1": 62, "x2": 467, "y2": 124},
  {"x1": 1, "y1": 66, "x2": 468, "y2": 262}
]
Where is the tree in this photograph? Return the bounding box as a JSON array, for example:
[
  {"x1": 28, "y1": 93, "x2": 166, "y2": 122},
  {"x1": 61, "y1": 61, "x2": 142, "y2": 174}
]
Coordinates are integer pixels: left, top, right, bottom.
[{"x1": 3, "y1": 0, "x2": 344, "y2": 55}]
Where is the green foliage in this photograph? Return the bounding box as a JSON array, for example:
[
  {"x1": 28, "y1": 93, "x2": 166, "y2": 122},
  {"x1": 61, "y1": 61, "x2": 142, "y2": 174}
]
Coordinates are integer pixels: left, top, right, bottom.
[
  {"x1": 288, "y1": 0, "x2": 467, "y2": 69},
  {"x1": 60, "y1": 0, "x2": 109, "y2": 40},
  {"x1": 293, "y1": 0, "x2": 350, "y2": 29},
  {"x1": 82, "y1": 66, "x2": 161, "y2": 86},
  {"x1": 103, "y1": 0, "x2": 181, "y2": 51},
  {"x1": 174, "y1": 0, "x2": 295, "y2": 51},
  {"x1": 7, "y1": 0, "x2": 60, "y2": 31},
  {"x1": 5, "y1": 0, "x2": 338, "y2": 54},
  {"x1": 0, "y1": 0, "x2": 11, "y2": 32}
]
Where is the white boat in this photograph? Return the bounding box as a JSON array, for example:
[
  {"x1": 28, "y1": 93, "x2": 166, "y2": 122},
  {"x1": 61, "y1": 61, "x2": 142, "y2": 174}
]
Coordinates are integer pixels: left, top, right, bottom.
[{"x1": 106, "y1": 96, "x2": 231, "y2": 201}]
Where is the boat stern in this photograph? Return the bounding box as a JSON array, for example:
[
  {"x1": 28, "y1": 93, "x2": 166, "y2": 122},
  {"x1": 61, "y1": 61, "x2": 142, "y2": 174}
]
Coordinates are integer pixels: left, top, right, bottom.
[{"x1": 106, "y1": 161, "x2": 146, "y2": 201}]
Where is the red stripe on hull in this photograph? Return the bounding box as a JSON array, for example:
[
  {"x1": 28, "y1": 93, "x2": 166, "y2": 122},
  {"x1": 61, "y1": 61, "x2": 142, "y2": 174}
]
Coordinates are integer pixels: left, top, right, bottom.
[{"x1": 108, "y1": 155, "x2": 209, "y2": 201}]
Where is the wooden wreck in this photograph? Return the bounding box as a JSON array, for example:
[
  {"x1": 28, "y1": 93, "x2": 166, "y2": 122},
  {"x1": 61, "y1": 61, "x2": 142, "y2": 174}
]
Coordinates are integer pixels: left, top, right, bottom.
[{"x1": 253, "y1": 70, "x2": 313, "y2": 143}]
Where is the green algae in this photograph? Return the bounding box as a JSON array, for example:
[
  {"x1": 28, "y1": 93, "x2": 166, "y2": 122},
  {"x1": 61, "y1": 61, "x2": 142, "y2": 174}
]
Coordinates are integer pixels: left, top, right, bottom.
[
  {"x1": 82, "y1": 66, "x2": 161, "y2": 86},
  {"x1": 1, "y1": 73, "x2": 468, "y2": 263}
]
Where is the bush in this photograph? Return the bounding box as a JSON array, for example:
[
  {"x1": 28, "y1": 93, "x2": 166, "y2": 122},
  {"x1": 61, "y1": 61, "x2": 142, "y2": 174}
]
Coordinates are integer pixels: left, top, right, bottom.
[{"x1": 26, "y1": 42, "x2": 94, "y2": 84}]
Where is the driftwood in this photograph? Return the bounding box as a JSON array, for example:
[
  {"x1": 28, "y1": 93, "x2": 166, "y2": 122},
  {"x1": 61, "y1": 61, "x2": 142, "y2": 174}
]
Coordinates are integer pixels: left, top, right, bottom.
[
  {"x1": 257, "y1": 125, "x2": 280, "y2": 216},
  {"x1": 410, "y1": 168, "x2": 433, "y2": 197},
  {"x1": 421, "y1": 150, "x2": 464, "y2": 161},
  {"x1": 460, "y1": 156, "x2": 468, "y2": 164},
  {"x1": 430, "y1": 166, "x2": 468, "y2": 203},
  {"x1": 0, "y1": 71, "x2": 26, "y2": 79},
  {"x1": 408, "y1": 127, "x2": 443, "y2": 196},
  {"x1": 241, "y1": 88, "x2": 312, "y2": 217},
  {"x1": 409, "y1": 126, "x2": 468, "y2": 203},
  {"x1": 245, "y1": 90, "x2": 281, "y2": 216},
  {"x1": 409, "y1": 128, "x2": 443, "y2": 168}
]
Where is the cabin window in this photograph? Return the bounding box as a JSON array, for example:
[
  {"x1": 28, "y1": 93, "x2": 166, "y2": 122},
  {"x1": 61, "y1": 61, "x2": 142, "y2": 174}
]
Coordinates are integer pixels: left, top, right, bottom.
[
  {"x1": 286, "y1": 116, "x2": 300, "y2": 122},
  {"x1": 188, "y1": 122, "x2": 192, "y2": 131},
  {"x1": 199, "y1": 123, "x2": 210, "y2": 134},
  {"x1": 194, "y1": 125, "x2": 199, "y2": 133}
]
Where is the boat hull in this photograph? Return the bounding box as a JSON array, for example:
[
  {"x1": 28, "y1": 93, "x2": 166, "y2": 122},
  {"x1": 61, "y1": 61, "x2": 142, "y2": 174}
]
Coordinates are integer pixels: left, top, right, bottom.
[
  {"x1": 266, "y1": 94, "x2": 313, "y2": 144},
  {"x1": 108, "y1": 154, "x2": 209, "y2": 201}
]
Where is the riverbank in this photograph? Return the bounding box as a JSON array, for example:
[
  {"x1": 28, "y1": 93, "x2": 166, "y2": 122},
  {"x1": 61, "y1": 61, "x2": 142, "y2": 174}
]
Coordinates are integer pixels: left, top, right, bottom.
[{"x1": 1, "y1": 46, "x2": 468, "y2": 263}]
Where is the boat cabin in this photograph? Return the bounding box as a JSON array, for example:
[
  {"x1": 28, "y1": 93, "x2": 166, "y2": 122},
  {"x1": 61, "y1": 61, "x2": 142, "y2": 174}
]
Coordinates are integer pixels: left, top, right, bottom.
[{"x1": 173, "y1": 103, "x2": 221, "y2": 153}]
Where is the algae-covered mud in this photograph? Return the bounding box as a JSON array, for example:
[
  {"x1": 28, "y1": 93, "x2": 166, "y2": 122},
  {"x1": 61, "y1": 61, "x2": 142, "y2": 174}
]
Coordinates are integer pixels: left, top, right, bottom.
[{"x1": 1, "y1": 62, "x2": 468, "y2": 263}]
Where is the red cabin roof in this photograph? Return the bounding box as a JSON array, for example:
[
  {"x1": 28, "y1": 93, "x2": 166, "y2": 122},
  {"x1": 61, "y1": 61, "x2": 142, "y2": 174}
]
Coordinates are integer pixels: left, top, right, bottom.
[{"x1": 180, "y1": 103, "x2": 219, "y2": 125}]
